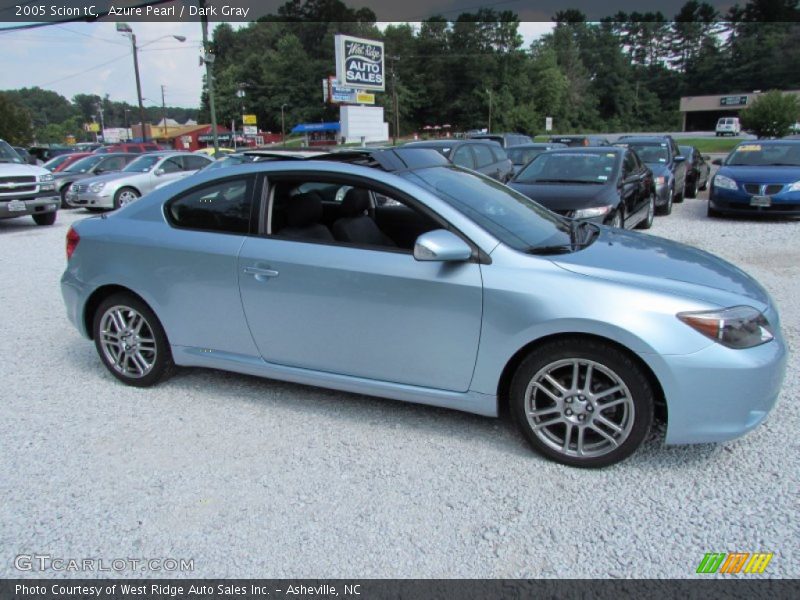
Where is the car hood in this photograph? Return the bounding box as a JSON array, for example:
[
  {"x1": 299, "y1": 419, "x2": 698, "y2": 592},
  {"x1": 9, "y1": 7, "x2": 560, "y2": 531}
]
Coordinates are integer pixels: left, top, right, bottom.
[
  {"x1": 509, "y1": 182, "x2": 612, "y2": 210},
  {"x1": 551, "y1": 227, "x2": 771, "y2": 308},
  {"x1": 717, "y1": 165, "x2": 800, "y2": 184}
]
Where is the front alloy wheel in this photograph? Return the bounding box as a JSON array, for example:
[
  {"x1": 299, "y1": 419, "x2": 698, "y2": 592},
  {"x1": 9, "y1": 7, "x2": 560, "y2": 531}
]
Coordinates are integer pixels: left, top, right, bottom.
[
  {"x1": 511, "y1": 338, "x2": 654, "y2": 467},
  {"x1": 93, "y1": 293, "x2": 174, "y2": 387},
  {"x1": 114, "y1": 187, "x2": 139, "y2": 209},
  {"x1": 637, "y1": 193, "x2": 655, "y2": 229}
]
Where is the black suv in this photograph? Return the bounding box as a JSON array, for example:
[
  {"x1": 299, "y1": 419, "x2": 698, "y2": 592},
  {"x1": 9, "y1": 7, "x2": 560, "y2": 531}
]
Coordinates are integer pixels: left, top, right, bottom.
[
  {"x1": 404, "y1": 140, "x2": 514, "y2": 182},
  {"x1": 614, "y1": 135, "x2": 687, "y2": 214}
]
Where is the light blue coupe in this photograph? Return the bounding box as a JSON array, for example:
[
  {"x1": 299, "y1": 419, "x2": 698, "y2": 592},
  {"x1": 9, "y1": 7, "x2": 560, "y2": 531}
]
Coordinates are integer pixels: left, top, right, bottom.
[{"x1": 61, "y1": 148, "x2": 787, "y2": 467}]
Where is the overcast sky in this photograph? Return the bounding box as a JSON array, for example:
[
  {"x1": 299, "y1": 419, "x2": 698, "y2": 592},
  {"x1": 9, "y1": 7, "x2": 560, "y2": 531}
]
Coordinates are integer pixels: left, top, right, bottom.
[{"x1": 0, "y1": 21, "x2": 555, "y2": 110}]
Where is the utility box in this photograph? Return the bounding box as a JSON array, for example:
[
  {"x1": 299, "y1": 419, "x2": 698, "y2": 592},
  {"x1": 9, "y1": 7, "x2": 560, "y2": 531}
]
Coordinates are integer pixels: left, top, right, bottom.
[{"x1": 340, "y1": 106, "x2": 388, "y2": 144}]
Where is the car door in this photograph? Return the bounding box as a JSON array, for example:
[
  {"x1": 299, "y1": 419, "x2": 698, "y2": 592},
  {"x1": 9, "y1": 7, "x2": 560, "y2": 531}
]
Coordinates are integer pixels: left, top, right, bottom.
[
  {"x1": 237, "y1": 174, "x2": 484, "y2": 392},
  {"x1": 450, "y1": 145, "x2": 476, "y2": 170},
  {"x1": 620, "y1": 151, "x2": 641, "y2": 220},
  {"x1": 471, "y1": 143, "x2": 501, "y2": 180},
  {"x1": 670, "y1": 139, "x2": 687, "y2": 190},
  {"x1": 149, "y1": 156, "x2": 185, "y2": 192}
]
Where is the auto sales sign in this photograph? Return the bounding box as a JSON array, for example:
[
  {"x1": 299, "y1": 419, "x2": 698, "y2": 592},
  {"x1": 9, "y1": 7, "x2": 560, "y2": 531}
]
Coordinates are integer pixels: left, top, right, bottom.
[{"x1": 335, "y1": 34, "x2": 385, "y2": 92}]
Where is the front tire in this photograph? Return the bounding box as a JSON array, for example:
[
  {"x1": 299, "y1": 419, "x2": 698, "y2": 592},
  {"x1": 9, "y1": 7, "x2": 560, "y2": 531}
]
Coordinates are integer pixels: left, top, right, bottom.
[
  {"x1": 686, "y1": 178, "x2": 698, "y2": 199},
  {"x1": 60, "y1": 185, "x2": 71, "y2": 208},
  {"x1": 114, "y1": 187, "x2": 139, "y2": 209},
  {"x1": 33, "y1": 212, "x2": 56, "y2": 226},
  {"x1": 92, "y1": 293, "x2": 174, "y2": 387},
  {"x1": 609, "y1": 208, "x2": 624, "y2": 229},
  {"x1": 510, "y1": 337, "x2": 654, "y2": 468},
  {"x1": 657, "y1": 186, "x2": 673, "y2": 216}
]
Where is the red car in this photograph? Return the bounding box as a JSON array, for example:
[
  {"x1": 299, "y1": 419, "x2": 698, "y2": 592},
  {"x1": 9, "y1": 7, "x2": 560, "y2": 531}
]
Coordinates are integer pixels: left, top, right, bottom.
[
  {"x1": 94, "y1": 143, "x2": 160, "y2": 154},
  {"x1": 42, "y1": 152, "x2": 92, "y2": 173}
]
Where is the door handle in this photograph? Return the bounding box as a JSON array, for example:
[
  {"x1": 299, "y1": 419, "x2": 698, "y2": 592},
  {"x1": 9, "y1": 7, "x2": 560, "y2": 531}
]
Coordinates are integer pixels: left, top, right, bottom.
[{"x1": 243, "y1": 266, "x2": 279, "y2": 279}]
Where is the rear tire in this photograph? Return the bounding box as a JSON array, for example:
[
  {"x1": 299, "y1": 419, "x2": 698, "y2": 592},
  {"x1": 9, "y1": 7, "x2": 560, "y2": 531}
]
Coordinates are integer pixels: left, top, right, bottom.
[
  {"x1": 33, "y1": 212, "x2": 56, "y2": 226},
  {"x1": 510, "y1": 337, "x2": 654, "y2": 468},
  {"x1": 92, "y1": 292, "x2": 174, "y2": 388}
]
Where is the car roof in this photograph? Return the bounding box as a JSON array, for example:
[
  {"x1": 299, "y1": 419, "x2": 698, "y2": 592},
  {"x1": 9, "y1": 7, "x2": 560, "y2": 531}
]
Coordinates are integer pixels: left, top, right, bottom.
[
  {"x1": 508, "y1": 142, "x2": 567, "y2": 149},
  {"x1": 541, "y1": 146, "x2": 624, "y2": 154},
  {"x1": 406, "y1": 139, "x2": 501, "y2": 147},
  {"x1": 311, "y1": 147, "x2": 451, "y2": 171},
  {"x1": 734, "y1": 139, "x2": 800, "y2": 146},
  {"x1": 617, "y1": 136, "x2": 672, "y2": 143}
]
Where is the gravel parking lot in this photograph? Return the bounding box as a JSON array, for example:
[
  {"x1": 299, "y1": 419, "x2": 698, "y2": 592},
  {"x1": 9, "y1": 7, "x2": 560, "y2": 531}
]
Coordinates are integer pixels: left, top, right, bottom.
[{"x1": 1, "y1": 181, "x2": 798, "y2": 579}]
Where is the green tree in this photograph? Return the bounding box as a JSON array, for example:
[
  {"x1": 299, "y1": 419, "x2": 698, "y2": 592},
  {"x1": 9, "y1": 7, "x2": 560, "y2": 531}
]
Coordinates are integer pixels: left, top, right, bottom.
[
  {"x1": 741, "y1": 90, "x2": 800, "y2": 138},
  {"x1": 0, "y1": 92, "x2": 33, "y2": 144}
]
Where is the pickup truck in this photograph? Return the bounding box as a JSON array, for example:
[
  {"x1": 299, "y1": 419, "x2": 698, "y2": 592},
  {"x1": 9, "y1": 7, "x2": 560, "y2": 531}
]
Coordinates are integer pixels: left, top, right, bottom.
[{"x1": 1, "y1": 139, "x2": 60, "y2": 226}]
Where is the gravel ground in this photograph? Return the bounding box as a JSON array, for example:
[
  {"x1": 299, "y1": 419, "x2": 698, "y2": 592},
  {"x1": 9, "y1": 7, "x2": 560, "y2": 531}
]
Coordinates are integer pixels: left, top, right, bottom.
[{"x1": 0, "y1": 180, "x2": 798, "y2": 579}]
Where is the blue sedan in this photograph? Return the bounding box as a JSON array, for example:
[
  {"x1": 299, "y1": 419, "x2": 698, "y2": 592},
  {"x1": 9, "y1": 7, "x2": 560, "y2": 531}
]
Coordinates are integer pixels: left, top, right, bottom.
[
  {"x1": 709, "y1": 139, "x2": 800, "y2": 217},
  {"x1": 61, "y1": 148, "x2": 787, "y2": 467}
]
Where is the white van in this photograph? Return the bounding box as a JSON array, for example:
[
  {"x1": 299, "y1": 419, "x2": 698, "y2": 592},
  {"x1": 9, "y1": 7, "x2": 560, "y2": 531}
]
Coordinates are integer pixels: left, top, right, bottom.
[{"x1": 715, "y1": 117, "x2": 741, "y2": 136}]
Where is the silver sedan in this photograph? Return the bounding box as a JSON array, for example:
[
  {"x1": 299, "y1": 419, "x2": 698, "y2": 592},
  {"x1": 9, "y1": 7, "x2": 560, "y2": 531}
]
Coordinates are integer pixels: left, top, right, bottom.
[{"x1": 66, "y1": 151, "x2": 212, "y2": 210}]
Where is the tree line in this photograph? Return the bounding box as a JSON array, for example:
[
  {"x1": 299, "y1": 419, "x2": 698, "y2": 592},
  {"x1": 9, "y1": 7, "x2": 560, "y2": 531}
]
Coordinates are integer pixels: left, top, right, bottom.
[
  {"x1": 201, "y1": 0, "x2": 800, "y2": 136},
  {"x1": 0, "y1": 87, "x2": 199, "y2": 145}
]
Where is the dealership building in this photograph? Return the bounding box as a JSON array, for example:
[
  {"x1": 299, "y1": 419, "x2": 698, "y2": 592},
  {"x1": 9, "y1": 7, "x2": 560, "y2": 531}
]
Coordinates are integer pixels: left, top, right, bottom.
[{"x1": 679, "y1": 89, "x2": 800, "y2": 131}]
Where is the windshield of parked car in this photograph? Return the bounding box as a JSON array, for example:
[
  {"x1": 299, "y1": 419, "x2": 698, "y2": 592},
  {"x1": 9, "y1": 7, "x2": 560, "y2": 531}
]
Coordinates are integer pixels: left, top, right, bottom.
[
  {"x1": 624, "y1": 143, "x2": 669, "y2": 164},
  {"x1": 63, "y1": 155, "x2": 104, "y2": 173},
  {"x1": 507, "y1": 147, "x2": 549, "y2": 166},
  {"x1": 0, "y1": 140, "x2": 23, "y2": 163},
  {"x1": 123, "y1": 155, "x2": 161, "y2": 173},
  {"x1": 726, "y1": 143, "x2": 800, "y2": 166},
  {"x1": 515, "y1": 152, "x2": 618, "y2": 184},
  {"x1": 199, "y1": 154, "x2": 253, "y2": 172},
  {"x1": 406, "y1": 166, "x2": 573, "y2": 251}
]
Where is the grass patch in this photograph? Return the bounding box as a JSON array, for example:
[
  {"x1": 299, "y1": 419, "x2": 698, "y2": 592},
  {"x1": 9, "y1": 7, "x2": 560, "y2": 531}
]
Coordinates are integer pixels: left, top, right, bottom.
[{"x1": 679, "y1": 137, "x2": 740, "y2": 154}]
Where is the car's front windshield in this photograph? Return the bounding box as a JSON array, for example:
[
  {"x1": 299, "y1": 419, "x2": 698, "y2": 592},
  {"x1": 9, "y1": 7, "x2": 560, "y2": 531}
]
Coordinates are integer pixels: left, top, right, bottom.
[
  {"x1": 515, "y1": 152, "x2": 618, "y2": 184},
  {"x1": 406, "y1": 166, "x2": 573, "y2": 251},
  {"x1": 507, "y1": 147, "x2": 547, "y2": 166},
  {"x1": 625, "y1": 143, "x2": 669, "y2": 164},
  {"x1": 63, "y1": 155, "x2": 104, "y2": 173},
  {"x1": 123, "y1": 155, "x2": 160, "y2": 173},
  {"x1": 726, "y1": 143, "x2": 800, "y2": 167},
  {"x1": 0, "y1": 141, "x2": 23, "y2": 163}
]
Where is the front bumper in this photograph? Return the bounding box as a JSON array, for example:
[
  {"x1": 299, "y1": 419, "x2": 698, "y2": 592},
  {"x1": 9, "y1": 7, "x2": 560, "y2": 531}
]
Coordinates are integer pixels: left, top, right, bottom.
[
  {"x1": 640, "y1": 331, "x2": 787, "y2": 445},
  {"x1": 710, "y1": 187, "x2": 800, "y2": 216},
  {"x1": 0, "y1": 196, "x2": 60, "y2": 220},
  {"x1": 66, "y1": 188, "x2": 115, "y2": 209},
  {"x1": 655, "y1": 183, "x2": 671, "y2": 206}
]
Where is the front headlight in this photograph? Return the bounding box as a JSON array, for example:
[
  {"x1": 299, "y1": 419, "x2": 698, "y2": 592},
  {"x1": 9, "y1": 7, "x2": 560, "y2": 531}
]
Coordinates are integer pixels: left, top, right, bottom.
[
  {"x1": 38, "y1": 173, "x2": 54, "y2": 182},
  {"x1": 713, "y1": 174, "x2": 738, "y2": 190},
  {"x1": 573, "y1": 205, "x2": 611, "y2": 219},
  {"x1": 89, "y1": 182, "x2": 106, "y2": 193},
  {"x1": 654, "y1": 176, "x2": 666, "y2": 187},
  {"x1": 677, "y1": 306, "x2": 774, "y2": 349},
  {"x1": 786, "y1": 180, "x2": 800, "y2": 192}
]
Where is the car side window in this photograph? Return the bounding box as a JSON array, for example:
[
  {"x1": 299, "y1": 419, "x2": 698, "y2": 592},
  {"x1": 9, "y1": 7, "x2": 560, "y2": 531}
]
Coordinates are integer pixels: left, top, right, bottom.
[
  {"x1": 166, "y1": 177, "x2": 254, "y2": 234},
  {"x1": 183, "y1": 155, "x2": 211, "y2": 171},
  {"x1": 451, "y1": 146, "x2": 475, "y2": 169},
  {"x1": 101, "y1": 157, "x2": 125, "y2": 171},
  {"x1": 489, "y1": 145, "x2": 508, "y2": 163},
  {"x1": 160, "y1": 158, "x2": 182, "y2": 174},
  {"x1": 472, "y1": 144, "x2": 495, "y2": 168}
]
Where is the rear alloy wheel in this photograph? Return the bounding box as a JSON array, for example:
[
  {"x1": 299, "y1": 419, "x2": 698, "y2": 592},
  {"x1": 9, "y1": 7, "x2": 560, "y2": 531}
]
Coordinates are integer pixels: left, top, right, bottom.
[
  {"x1": 637, "y1": 193, "x2": 655, "y2": 230},
  {"x1": 511, "y1": 338, "x2": 654, "y2": 468},
  {"x1": 33, "y1": 212, "x2": 56, "y2": 226},
  {"x1": 114, "y1": 187, "x2": 139, "y2": 209},
  {"x1": 93, "y1": 293, "x2": 174, "y2": 387}
]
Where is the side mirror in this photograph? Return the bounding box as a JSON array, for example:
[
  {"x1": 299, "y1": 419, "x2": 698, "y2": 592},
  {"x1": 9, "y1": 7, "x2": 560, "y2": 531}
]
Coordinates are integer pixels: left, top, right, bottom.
[
  {"x1": 154, "y1": 168, "x2": 165, "y2": 176},
  {"x1": 712, "y1": 159, "x2": 723, "y2": 166},
  {"x1": 673, "y1": 155, "x2": 686, "y2": 163},
  {"x1": 413, "y1": 229, "x2": 472, "y2": 262}
]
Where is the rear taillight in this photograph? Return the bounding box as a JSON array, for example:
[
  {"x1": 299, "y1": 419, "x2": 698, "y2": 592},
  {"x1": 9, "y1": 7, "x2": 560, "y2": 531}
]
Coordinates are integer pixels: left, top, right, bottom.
[{"x1": 66, "y1": 227, "x2": 80, "y2": 260}]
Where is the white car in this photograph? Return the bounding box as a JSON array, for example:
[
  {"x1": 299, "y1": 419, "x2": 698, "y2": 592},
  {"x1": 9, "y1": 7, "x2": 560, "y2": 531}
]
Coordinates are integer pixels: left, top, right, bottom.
[
  {"x1": 0, "y1": 139, "x2": 60, "y2": 225},
  {"x1": 715, "y1": 117, "x2": 741, "y2": 137}
]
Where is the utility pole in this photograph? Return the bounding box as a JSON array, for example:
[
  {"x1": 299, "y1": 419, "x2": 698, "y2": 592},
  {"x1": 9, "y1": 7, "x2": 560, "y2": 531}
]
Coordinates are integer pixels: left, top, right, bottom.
[
  {"x1": 390, "y1": 56, "x2": 400, "y2": 145},
  {"x1": 117, "y1": 23, "x2": 148, "y2": 142},
  {"x1": 486, "y1": 88, "x2": 493, "y2": 133},
  {"x1": 281, "y1": 103, "x2": 287, "y2": 145},
  {"x1": 161, "y1": 85, "x2": 168, "y2": 138},
  {"x1": 199, "y1": 0, "x2": 219, "y2": 153},
  {"x1": 96, "y1": 103, "x2": 106, "y2": 143}
]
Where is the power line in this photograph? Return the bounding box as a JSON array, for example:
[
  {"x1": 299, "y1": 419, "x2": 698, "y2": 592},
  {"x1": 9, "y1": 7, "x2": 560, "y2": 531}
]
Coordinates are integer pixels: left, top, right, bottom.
[{"x1": 31, "y1": 51, "x2": 132, "y2": 87}]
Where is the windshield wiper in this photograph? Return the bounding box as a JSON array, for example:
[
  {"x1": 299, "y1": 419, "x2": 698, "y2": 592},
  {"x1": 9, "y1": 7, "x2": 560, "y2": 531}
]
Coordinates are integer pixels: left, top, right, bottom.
[{"x1": 528, "y1": 222, "x2": 597, "y2": 255}]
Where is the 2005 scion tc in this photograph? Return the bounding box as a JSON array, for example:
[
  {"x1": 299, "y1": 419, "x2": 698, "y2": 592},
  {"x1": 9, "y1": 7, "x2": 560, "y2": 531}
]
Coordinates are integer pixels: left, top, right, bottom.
[{"x1": 61, "y1": 148, "x2": 787, "y2": 467}]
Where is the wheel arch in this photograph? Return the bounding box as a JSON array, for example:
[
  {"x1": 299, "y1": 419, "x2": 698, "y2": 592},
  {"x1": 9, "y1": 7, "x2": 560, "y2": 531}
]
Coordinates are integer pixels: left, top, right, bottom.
[
  {"x1": 83, "y1": 284, "x2": 151, "y2": 340},
  {"x1": 496, "y1": 332, "x2": 667, "y2": 424}
]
